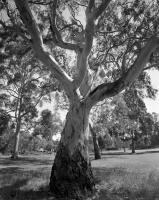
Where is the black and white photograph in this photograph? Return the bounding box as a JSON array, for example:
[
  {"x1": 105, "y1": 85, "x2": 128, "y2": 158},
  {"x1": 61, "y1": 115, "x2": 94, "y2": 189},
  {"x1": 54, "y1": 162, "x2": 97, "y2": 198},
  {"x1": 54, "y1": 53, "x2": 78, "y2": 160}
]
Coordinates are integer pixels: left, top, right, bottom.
[{"x1": 1, "y1": 0, "x2": 159, "y2": 199}]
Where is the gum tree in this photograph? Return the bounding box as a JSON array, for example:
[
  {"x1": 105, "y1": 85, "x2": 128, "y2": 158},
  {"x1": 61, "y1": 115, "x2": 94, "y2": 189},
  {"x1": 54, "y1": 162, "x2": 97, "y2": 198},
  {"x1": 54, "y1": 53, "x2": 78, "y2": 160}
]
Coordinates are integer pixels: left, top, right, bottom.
[
  {"x1": 0, "y1": 40, "x2": 59, "y2": 158},
  {"x1": 0, "y1": 55, "x2": 45, "y2": 158},
  {"x1": 2, "y1": 0, "x2": 159, "y2": 198}
]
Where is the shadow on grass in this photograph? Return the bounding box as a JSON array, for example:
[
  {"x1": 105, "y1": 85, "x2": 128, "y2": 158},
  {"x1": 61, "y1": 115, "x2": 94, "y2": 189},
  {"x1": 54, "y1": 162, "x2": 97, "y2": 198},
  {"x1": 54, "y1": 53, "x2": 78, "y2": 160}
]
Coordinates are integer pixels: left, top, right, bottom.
[
  {"x1": 136, "y1": 149, "x2": 159, "y2": 155},
  {"x1": 0, "y1": 166, "x2": 22, "y2": 175},
  {"x1": 0, "y1": 179, "x2": 53, "y2": 200},
  {"x1": 0, "y1": 166, "x2": 55, "y2": 200},
  {"x1": 100, "y1": 149, "x2": 159, "y2": 156},
  {"x1": 0, "y1": 156, "x2": 53, "y2": 168},
  {"x1": 1, "y1": 165, "x2": 159, "y2": 200}
]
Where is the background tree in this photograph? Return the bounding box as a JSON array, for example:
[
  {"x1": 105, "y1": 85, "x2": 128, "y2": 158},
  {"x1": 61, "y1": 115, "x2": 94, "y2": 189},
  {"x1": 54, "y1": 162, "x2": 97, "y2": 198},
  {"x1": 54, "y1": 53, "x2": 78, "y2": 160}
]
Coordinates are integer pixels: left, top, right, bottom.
[
  {"x1": 89, "y1": 123, "x2": 101, "y2": 160},
  {"x1": 33, "y1": 109, "x2": 63, "y2": 145},
  {"x1": 0, "y1": 53, "x2": 59, "y2": 158},
  {"x1": 1, "y1": 0, "x2": 159, "y2": 198},
  {"x1": 89, "y1": 99, "x2": 116, "y2": 158},
  {"x1": 139, "y1": 112, "x2": 159, "y2": 147},
  {"x1": 98, "y1": 135, "x2": 106, "y2": 153}
]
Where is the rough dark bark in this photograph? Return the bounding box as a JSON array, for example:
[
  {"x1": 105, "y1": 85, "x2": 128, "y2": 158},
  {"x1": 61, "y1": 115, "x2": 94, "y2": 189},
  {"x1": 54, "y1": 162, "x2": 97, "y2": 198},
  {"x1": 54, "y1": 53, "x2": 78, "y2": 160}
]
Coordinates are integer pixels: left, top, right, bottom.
[
  {"x1": 49, "y1": 102, "x2": 95, "y2": 199},
  {"x1": 89, "y1": 124, "x2": 101, "y2": 160},
  {"x1": 50, "y1": 144, "x2": 94, "y2": 199}
]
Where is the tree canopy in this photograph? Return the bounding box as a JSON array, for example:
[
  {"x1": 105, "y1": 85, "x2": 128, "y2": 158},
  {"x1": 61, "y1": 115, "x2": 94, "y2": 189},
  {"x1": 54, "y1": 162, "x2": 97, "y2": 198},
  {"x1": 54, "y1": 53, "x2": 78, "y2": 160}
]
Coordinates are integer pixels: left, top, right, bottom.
[
  {"x1": 1, "y1": 0, "x2": 159, "y2": 106},
  {"x1": 1, "y1": 0, "x2": 159, "y2": 198}
]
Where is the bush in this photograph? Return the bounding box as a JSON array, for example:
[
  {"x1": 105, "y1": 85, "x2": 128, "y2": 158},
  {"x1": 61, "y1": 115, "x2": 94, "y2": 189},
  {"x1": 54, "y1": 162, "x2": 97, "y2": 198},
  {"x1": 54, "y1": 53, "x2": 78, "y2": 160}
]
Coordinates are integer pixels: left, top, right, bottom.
[
  {"x1": 151, "y1": 134, "x2": 159, "y2": 147},
  {"x1": 45, "y1": 141, "x2": 54, "y2": 152}
]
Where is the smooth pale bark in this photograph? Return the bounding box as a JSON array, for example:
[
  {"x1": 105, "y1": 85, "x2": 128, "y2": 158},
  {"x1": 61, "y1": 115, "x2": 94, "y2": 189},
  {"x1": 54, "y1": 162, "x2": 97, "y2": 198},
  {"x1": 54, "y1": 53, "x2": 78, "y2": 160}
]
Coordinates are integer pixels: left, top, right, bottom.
[
  {"x1": 89, "y1": 124, "x2": 101, "y2": 160},
  {"x1": 11, "y1": 121, "x2": 21, "y2": 159},
  {"x1": 14, "y1": 0, "x2": 73, "y2": 98},
  {"x1": 49, "y1": 101, "x2": 94, "y2": 198}
]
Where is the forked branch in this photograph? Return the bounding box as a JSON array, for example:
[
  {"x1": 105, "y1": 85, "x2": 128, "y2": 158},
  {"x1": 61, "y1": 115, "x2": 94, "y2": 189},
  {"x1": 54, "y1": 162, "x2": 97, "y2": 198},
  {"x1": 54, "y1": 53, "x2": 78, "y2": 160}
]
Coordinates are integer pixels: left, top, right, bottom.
[
  {"x1": 86, "y1": 37, "x2": 159, "y2": 108},
  {"x1": 14, "y1": 0, "x2": 73, "y2": 97},
  {"x1": 73, "y1": 0, "x2": 112, "y2": 93},
  {"x1": 49, "y1": 0, "x2": 79, "y2": 51},
  {"x1": 73, "y1": 0, "x2": 95, "y2": 90}
]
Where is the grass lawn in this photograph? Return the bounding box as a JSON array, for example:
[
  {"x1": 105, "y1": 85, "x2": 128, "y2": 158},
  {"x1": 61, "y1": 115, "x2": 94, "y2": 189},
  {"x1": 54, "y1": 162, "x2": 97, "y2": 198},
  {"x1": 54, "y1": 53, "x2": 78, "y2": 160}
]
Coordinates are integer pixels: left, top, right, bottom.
[{"x1": 1, "y1": 150, "x2": 159, "y2": 200}]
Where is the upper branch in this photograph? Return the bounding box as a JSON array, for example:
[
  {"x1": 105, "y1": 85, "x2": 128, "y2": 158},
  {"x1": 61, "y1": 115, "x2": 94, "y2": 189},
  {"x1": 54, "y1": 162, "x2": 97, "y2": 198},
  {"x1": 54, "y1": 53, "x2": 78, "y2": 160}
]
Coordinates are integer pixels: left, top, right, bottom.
[
  {"x1": 15, "y1": 0, "x2": 42, "y2": 47},
  {"x1": 49, "y1": 0, "x2": 79, "y2": 51},
  {"x1": 144, "y1": 63, "x2": 159, "y2": 71},
  {"x1": 28, "y1": 0, "x2": 51, "y2": 5},
  {"x1": 73, "y1": 0, "x2": 112, "y2": 92},
  {"x1": 87, "y1": 0, "x2": 95, "y2": 13},
  {"x1": 86, "y1": 37, "x2": 159, "y2": 108},
  {"x1": 94, "y1": 0, "x2": 112, "y2": 19},
  {"x1": 14, "y1": 0, "x2": 73, "y2": 97},
  {"x1": 73, "y1": 0, "x2": 95, "y2": 90}
]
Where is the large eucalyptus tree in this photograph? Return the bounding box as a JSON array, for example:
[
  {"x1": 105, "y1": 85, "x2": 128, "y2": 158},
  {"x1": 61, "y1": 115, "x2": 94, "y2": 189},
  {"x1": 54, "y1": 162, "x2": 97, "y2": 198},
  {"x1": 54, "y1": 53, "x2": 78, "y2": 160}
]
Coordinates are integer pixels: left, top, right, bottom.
[{"x1": 1, "y1": 0, "x2": 159, "y2": 198}]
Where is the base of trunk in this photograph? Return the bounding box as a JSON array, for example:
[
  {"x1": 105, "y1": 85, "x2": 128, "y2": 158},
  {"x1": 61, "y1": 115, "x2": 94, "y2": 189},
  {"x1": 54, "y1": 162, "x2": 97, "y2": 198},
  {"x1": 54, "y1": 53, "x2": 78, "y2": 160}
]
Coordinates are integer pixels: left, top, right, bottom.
[
  {"x1": 10, "y1": 152, "x2": 19, "y2": 160},
  {"x1": 132, "y1": 150, "x2": 135, "y2": 154},
  {"x1": 131, "y1": 139, "x2": 135, "y2": 154},
  {"x1": 49, "y1": 144, "x2": 95, "y2": 199},
  {"x1": 94, "y1": 153, "x2": 101, "y2": 160}
]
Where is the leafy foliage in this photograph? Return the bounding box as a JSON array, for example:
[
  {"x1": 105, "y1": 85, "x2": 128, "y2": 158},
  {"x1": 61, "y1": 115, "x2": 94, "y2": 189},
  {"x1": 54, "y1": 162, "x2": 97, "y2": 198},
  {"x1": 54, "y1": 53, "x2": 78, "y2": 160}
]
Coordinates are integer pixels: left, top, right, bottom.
[
  {"x1": 0, "y1": 109, "x2": 11, "y2": 136},
  {"x1": 33, "y1": 109, "x2": 62, "y2": 141}
]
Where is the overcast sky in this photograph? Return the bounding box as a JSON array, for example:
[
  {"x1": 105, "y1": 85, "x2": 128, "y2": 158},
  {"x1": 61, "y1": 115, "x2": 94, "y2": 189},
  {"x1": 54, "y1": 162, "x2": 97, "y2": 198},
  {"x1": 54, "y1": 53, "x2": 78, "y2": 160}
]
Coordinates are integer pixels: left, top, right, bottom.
[{"x1": 144, "y1": 70, "x2": 159, "y2": 114}]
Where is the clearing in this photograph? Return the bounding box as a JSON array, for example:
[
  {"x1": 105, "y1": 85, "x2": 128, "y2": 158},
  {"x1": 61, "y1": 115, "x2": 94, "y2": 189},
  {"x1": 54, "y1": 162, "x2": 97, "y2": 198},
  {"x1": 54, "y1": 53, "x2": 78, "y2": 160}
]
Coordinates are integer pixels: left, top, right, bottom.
[{"x1": 1, "y1": 149, "x2": 159, "y2": 200}]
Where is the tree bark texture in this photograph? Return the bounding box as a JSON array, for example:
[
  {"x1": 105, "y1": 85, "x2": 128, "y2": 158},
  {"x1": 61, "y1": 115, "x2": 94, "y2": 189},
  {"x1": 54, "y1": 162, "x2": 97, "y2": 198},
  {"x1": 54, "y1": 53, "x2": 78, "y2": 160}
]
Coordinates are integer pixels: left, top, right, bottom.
[
  {"x1": 49, "y1": 102, "x2": 95, "y2": 199},
  {"x1": 131, "y1": 131, "x2": 135, "y2": 154},
  {"x1": 11, "y1": 121, "x2": 21, "y2": 159},
  {"x1": 89, "y1": 124, "x2": 101, "y2": 160}
]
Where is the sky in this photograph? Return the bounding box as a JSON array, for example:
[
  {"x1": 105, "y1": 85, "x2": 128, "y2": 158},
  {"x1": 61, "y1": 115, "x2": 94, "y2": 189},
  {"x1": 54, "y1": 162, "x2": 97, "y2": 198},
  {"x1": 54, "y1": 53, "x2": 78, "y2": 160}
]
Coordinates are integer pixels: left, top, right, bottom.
[{"x1": 144, "y1": 70, "x2": 159, "y2": 114}]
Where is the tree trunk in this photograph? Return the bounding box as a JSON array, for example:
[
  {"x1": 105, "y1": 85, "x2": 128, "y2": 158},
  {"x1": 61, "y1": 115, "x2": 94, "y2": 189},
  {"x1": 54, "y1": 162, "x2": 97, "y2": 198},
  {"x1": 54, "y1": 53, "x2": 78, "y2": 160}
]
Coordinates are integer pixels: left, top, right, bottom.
[
  {"x1": 89, "y1": 124, "x2": 101, "y2": 160},
  {"x1": 131, "y1": 131, "x2": 135, "y2": 154},
  {"x1": 49, "y1": 102, "x2": 95, "y2": 199},
  {"x1": 11, "y1": 121, "x2": 21, "y2": 159},
  {"x1": 132, "y1": 138, "x2": 135, "y2": 154}
]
